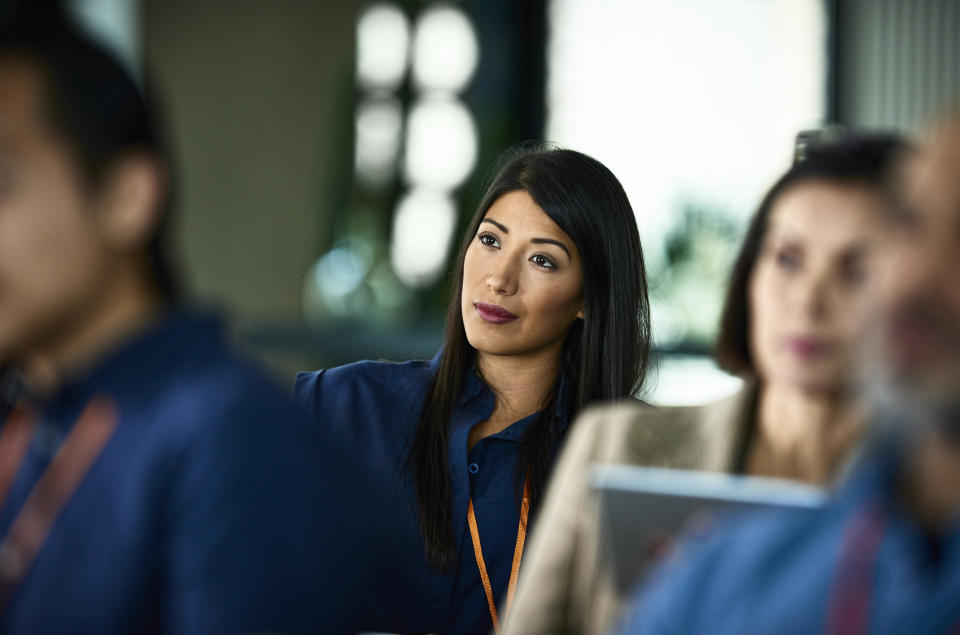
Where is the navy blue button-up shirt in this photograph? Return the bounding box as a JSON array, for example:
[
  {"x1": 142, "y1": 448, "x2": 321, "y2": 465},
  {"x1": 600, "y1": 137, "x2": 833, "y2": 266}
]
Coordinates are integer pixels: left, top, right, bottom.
[
  {"x1": 295, "y1": 351, "x2": 570, "y2": 635},
  {"x1": 617, "y1": 442, "x2": 960, "y2": 634},
  {"x1": 0, "y1": 313, "x2": 389, "y2": 634}
]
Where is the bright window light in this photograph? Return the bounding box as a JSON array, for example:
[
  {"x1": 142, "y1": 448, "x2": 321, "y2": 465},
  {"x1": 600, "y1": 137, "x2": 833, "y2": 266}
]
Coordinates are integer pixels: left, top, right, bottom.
[
  {"x1": 70, "y1": 0, "x2": 141, "y2": 79},
  {"x1": 411, "y1": 4, "x2": 479, "y2": 93},
  {"x1": 403, "y1": 96, "x2": 478, "y2": 190},
  {"x1": 648, "y1": 356, "x2": 744, "y2": 406},
  {"x1": 390, "y1": 188, "x2": 458, "y2": 288},
  {"x1": 549, "y1": 0, "x2": 825, "y2": 259},
  {"x1": 355, "y1": 96, "x2": 404, "y2": 188},
  {"x1": 548, "y1": 0, "x2": 826, "y2": 403},
  {"x1": 357, "y1": 3, "x2": 410, "y2": 90}
]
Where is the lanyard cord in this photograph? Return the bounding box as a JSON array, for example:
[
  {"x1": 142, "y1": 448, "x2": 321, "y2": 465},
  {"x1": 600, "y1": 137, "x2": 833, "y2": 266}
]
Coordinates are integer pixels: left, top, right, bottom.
[
  {"x1": 0, "y1": 397, "x2": 117, "y2": 612},
  {"x1": 467, "y1": 475, "x2": 530, "y2": 633},
  {"x1": 0, "y1": 408, "x2": 35, "y2": 509},
  {"x1": 826, "y1": 495, "x2": 960, "y2": 635}
]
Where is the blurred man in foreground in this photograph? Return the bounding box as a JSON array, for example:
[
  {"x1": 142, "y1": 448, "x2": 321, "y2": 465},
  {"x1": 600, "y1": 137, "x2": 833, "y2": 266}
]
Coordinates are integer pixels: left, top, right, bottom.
[
  {"x1": 0, "y1": 16, "x2": 384, "y2": 634},
  {"x1": 617, "y1": 113, "x2": 960, "y2": 634}
]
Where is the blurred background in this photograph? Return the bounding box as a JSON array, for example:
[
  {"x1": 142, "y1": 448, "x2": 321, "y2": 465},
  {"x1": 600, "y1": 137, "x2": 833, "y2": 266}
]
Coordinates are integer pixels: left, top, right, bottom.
[{"x1": 19, "y1": 0, "x2": 960, "y2": 404}]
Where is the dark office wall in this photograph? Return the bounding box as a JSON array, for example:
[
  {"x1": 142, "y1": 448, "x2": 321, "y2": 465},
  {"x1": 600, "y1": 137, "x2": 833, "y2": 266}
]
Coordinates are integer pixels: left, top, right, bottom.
[
  {"x1": 837, "y1": 0, "x2": 960, "y2": 131},
  {"x1": 143, "y1": 0, "x2": 357, "y2": 324}
]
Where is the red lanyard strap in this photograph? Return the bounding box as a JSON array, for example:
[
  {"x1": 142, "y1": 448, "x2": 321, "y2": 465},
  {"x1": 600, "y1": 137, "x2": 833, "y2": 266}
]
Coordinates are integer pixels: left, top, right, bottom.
[
  {"x1": 825, "y1": 503, "x2": 887, "y2": 635},
  {"x1": 0, "y1": 408, "x2": 36, "y2": 507},
  {"x1": 467, "y1": 475, "x2": 530, "y2": 634},
  {"x1": 0, "y1": 396, "x2": 117, "y2": 611}
]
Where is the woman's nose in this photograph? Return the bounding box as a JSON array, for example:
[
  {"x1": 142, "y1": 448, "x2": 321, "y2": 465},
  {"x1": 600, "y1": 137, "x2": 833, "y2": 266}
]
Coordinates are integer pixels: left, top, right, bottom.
[
  {"x1": 795, "y1": 271, "x2": 831, "y2": 321},
  {"x1": 487, "y1": 257, "x2": 519, "y2": 295}
]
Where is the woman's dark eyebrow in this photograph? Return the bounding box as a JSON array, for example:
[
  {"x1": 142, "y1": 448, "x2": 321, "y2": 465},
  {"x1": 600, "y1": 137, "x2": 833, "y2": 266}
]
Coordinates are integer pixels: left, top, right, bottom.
[
  {"x1": 481, "y1": 218, "x2": 509, "y2": 233},
  {"x1": 482, "y1": 217, "x2": 572, "y2": 260},
  {"x1": 531, "y1": 238, "x2": 572, "y2": 260}
]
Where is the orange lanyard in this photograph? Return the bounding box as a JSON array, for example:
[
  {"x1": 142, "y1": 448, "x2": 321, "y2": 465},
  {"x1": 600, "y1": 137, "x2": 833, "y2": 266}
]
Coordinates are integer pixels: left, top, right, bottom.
[
  {"x1": 466, "y1": 476, "x2": 530, "y2": 633},
  {"x1": 0, "y1": 397, "x2": 117, "y2": 611}
]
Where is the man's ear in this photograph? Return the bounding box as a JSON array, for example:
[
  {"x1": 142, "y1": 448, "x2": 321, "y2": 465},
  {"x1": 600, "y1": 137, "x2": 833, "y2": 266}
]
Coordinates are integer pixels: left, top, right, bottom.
[{"x1": 95, "y1": 153, "x2": 166, "y2": 253}]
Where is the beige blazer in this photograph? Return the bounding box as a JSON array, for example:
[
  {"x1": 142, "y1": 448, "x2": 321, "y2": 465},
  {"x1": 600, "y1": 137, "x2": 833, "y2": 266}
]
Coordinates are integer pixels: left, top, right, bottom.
[{"x1": 502, "y1": 383, "x2": 757, "y2": 635}]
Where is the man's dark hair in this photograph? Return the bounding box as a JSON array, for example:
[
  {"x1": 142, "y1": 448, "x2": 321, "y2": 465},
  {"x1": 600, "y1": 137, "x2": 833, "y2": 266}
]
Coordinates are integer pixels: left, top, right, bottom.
[
  {"x1": 0, "y1": 14, "x2": 180, "y2": 303},
  {"x1": 714, "y1": 131, "x2": 908, "y2": 375}
]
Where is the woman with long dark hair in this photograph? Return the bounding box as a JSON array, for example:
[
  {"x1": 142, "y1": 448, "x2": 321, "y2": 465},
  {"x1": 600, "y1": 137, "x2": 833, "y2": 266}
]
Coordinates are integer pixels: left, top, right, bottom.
[{"x1": 295, "y1": 145, "x2": 651, "y2": 634}]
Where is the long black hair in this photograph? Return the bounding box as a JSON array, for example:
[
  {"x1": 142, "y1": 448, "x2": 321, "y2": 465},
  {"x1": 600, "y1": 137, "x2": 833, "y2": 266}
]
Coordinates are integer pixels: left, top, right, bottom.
[{"x1": 409, "y1": 144, "x2": 651, "y2": 570}]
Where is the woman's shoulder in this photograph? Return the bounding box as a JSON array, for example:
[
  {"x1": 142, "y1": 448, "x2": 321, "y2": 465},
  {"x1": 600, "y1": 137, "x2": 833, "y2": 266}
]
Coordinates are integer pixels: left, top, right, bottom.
[
  {"x1": 294, "y1": 357, "x2": 437, "y2": 418},
  {"x1": 296, "y1": 356, "x2": 435, "y2": 387},
  {"x1": 569, "y1": 382, "x2": 756, "y2": 469}
]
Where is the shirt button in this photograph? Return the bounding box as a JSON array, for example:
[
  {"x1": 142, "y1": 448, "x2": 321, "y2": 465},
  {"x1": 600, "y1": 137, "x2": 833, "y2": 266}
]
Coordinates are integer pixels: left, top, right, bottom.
[{"x1": 468, "y1": 463, "x2": 479, "y2": 474}]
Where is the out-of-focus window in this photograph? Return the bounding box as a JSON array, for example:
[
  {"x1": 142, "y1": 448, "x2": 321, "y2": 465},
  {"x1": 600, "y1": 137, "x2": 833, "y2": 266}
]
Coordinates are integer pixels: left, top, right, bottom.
[
  {"x1": 70, "y1": 0, "x2": 141, "y2": 78},
  {"x1": 547, "y1": 0, "x2": 827, "y2": 404}
]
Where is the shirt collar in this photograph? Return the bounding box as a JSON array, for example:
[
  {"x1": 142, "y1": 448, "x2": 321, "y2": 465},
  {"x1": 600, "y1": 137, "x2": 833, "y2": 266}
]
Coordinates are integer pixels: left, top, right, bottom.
[
  {"x1": 458, "y1": 364, "x2": 488, "y2": 408},
  {"x1": 450, "y1": 359, "x2": 573, "y2": 442},
  {"x1": 428, "y1": 347, "x2": 444, "y2": 372},
  {"x1": 37, "y1": 311, "x2": 223, "y2": 422}
]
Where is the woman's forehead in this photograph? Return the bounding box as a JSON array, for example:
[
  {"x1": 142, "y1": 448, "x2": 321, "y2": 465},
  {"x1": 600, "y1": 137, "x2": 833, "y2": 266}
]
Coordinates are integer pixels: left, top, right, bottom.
[
  {"x1": 768, "y1": 182, "x2": 885, "y2": 240},
  {"x1": 485, "y1": 191, "x2": 569, "y2": 238}
]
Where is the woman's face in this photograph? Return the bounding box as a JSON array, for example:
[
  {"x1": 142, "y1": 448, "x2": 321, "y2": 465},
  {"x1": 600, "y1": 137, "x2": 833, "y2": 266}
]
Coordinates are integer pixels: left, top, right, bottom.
[
  {"x1": 749, "y1": 180, "x2": 888, "y2": 393},
  {"x1": 461, "y1": 190, "x2": 584, "y2": 363}
]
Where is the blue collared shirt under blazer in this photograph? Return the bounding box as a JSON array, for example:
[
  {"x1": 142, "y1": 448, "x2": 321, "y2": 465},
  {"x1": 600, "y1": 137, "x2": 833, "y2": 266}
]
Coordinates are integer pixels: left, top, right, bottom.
[{"x1": 295, "y1": 351, "x2": 571, "y2": 635}]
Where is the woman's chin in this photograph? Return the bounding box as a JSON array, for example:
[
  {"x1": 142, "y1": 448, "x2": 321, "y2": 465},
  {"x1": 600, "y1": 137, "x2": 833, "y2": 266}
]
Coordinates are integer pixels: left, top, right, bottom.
[
  {"x1": 464, "y1": 332, "x2": 513, "y2": 357},
  {"x1": 767, "y1": 363, "x2": 848, "y2": 396}
]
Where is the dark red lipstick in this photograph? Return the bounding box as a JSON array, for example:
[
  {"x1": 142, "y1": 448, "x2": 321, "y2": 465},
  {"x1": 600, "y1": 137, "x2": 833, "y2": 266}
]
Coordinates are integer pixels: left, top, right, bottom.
[{"x1": 474, "y1": 302, "x2": 517, "y2": 324}]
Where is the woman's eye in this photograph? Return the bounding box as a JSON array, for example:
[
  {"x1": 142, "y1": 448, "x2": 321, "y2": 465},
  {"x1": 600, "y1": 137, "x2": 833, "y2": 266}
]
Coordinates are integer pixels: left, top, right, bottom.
[
  {"x1": 841, "y1": 256, "x2": 868, "y2": 286},
  {"x1": 478, "y1": 233, "x2": 500, "y2": 248},
  {"x1": 844, "y1": 267, "x2": 866, "y2": 286},
  {"x1": 775, "y1": 249, "x2": 801, "y2": 271},
  {"x1": 530, "y1": 253, "x2": 556, "y2": 269}
]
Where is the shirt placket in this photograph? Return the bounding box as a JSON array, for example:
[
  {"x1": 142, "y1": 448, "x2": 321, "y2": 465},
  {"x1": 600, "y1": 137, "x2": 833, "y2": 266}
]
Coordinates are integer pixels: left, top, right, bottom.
[{"x1": 429, "y1": 392, "x2": 493, "y2": 626}]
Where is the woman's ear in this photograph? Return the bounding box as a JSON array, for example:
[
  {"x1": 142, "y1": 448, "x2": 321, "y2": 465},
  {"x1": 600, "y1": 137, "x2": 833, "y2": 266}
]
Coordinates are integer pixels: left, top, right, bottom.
[{"x1": 94, "y1": 152, "x2": 167, "y2": 253}]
